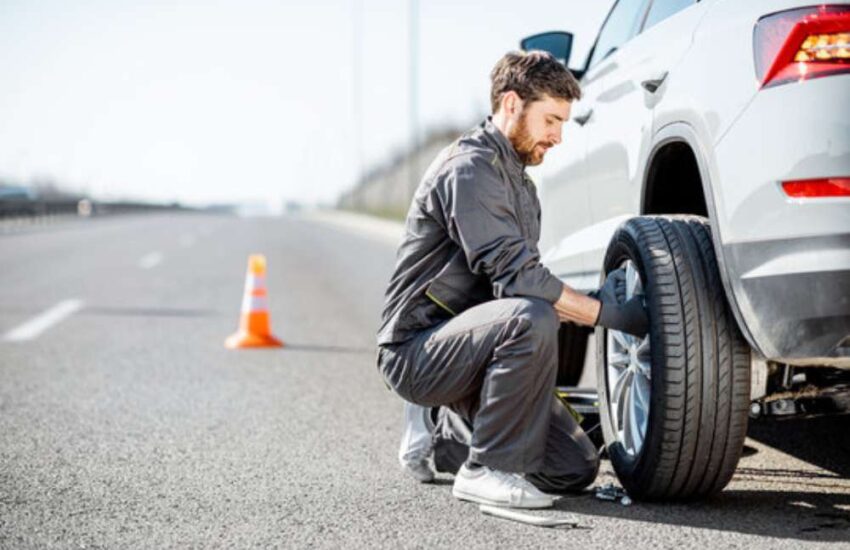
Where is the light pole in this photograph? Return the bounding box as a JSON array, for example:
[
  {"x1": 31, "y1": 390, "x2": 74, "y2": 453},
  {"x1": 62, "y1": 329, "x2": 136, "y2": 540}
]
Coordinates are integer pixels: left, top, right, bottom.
[
  {"x1": 408, "y1": 0, "x2": 420, "y2": 198},
  {"x1": 351, "y1": 0, "x2": 364, "y2": 209}
]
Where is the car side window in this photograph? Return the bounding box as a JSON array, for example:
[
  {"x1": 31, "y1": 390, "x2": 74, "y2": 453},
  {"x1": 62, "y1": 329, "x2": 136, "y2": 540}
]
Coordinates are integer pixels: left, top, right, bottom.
[
  {"x1": 642, "y1": 0, "x2": 697, "y2": 31},
  {"x1": 587, "y1": 0, "x2": 652, "y2": 69}
]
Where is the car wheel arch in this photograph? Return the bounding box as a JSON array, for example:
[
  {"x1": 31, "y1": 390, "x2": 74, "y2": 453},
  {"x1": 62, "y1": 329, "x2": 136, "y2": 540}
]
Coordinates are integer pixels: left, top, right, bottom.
[{"x1": 641, "y1": 122, "x2": 760, "y2": 355}]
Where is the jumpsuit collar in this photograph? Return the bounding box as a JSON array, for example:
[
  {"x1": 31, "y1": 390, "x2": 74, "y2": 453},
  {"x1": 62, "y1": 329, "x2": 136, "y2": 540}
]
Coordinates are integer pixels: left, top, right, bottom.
[{"x1": 483, "y1": 116, "x2": 526, "y2": 178}]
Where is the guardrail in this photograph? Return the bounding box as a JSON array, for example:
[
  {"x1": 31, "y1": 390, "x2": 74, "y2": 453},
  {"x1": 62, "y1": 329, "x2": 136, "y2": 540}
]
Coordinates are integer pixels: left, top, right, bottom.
[
  {"x1": 0, "y1": 198, "x2": 189, "y2": 219},
  {"x1": 0, "y1": 198, "x2": 195, "y2": 233}
]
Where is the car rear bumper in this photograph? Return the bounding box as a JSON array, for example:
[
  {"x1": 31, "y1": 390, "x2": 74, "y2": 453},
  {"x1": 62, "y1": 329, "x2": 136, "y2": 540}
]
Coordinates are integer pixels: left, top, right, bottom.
[
  {"x1": 723, "y1": 234, "x2": 850, "y2": 364},
  {"x1": 712, "y1": 74, "x2": 850, "y2": 363}
]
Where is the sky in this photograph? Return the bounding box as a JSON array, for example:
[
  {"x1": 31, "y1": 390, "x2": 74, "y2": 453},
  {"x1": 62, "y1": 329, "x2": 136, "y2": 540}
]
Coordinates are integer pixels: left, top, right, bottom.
[{"x1": 0, "y1": 0, "x2": 613, "y2": 208}]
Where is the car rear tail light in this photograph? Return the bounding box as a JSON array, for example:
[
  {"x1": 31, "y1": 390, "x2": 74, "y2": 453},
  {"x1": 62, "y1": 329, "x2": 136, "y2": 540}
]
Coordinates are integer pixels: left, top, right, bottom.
[
  {"x1": 754, "y1": 5, "x2": 850, "y2": 88},
  {"x1": 782, "y1": 177, "x2": 850, "y2": 198}
]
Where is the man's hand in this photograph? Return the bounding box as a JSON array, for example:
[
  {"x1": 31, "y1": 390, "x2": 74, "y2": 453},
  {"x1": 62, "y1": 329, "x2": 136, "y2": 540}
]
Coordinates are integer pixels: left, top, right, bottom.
[
  {"x1": 594, "y1": 268, "x2": 649, "y2": 338},
  {"x1": 553, "y1": 284, "x2": 601, "y2": 326},
  {"x1": 552, "y1": 268, "x2": 650, "y2": 337}
]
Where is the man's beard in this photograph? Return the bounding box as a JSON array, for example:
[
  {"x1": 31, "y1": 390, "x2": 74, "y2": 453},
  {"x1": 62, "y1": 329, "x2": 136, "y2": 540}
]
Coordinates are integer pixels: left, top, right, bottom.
[{"x1": 507, "y1": 111, "x2": 552, "y2": 166}]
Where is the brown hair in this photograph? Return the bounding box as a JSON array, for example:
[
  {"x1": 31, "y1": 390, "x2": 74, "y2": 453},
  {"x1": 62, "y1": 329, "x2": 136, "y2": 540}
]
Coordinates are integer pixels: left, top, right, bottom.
[{"x1": 490, "y1": 50, "x2": 582, "y2": 113}]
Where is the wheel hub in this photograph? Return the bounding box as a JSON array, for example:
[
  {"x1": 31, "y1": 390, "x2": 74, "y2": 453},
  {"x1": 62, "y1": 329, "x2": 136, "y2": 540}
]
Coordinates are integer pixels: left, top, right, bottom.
[{"x1": 605, "y1": 260, "x2": 650, "y2": 457}]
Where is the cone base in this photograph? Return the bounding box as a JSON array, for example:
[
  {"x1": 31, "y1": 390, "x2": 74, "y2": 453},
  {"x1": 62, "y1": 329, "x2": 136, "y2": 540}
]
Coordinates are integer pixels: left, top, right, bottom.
[{"x1": 225, "y1": 331, "x2": 284, "y2": 349}]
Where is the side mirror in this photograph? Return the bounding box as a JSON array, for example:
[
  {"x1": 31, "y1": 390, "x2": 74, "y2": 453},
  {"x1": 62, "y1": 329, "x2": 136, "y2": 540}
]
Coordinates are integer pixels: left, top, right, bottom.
[
  {"x1": 520, "y1": 31, "x2": 584, "y2": 80},
  {"x1": 520, "y1": 31, "x2": 574, "y2": 66}
]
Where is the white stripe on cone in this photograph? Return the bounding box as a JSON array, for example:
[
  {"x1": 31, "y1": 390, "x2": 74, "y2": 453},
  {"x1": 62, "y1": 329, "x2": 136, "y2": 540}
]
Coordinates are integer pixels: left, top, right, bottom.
[
  {"x1": 244, "y1": 275, "x2": 266, "y2": 291},
  {"x1": 241, "y1": 295, "x2": 268, "y2": 313}
]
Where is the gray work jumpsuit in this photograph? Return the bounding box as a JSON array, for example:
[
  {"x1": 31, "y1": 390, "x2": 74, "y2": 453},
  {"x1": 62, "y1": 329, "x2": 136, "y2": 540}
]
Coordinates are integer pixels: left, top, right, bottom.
[{"x1": 376, "y1": 117, "x2": 598, "y2": 492}]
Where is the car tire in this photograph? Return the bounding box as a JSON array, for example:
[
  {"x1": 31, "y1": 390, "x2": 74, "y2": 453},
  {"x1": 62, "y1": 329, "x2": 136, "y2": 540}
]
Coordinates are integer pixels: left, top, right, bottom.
[{"x1": 596, "y1": 215, "x2": 751, "y2": 500}]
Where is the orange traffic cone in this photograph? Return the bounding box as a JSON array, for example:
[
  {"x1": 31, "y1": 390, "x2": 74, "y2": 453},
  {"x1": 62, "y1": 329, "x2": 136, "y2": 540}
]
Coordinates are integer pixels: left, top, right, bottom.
[{"x1": 225, "y1": 254, "x2": 284, "y2": 349}]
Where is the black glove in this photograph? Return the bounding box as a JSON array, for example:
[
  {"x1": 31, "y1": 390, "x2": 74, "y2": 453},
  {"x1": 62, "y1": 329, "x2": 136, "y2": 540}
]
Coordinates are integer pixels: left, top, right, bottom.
[
  {"x1": 594, "y1": 269, "x2": 649, "y2": 338},
  {"x1": 593, "y1": 267, "x2": 625, "y2": 304}
]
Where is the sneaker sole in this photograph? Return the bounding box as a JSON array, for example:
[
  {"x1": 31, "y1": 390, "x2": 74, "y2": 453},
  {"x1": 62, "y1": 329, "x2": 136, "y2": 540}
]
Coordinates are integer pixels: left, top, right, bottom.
[
  {"x1": 409, "y1": 472, "x2": 435, "y2": 483},
  {"x1": 452, "y1": 487, "x2": 553, "y2": 509},
  {"x1": 401, "y1": 464, "x2": 435, "y2": 483}
]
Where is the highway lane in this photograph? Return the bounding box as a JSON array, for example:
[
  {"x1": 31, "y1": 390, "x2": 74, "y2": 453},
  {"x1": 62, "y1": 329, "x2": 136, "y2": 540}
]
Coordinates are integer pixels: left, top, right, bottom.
[{"x1": 1, "y1": 212, "x2": 849, "y2": 548}]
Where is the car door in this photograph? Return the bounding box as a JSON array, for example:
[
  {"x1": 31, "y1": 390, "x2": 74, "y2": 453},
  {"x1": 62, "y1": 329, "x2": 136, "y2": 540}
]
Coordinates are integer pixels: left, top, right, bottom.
[
  {"x1": 535, "y1": 0, "x2": 643, "y2": 292},
  {"x1": 535, "y1": 63, "x2": 607, "y2": 292},
  {"x1": 582, "y1": 0, "x2": 709, "y2": 272},
  {"x1": 541, "y1": 0, "x2": 652, "y2": 287}
]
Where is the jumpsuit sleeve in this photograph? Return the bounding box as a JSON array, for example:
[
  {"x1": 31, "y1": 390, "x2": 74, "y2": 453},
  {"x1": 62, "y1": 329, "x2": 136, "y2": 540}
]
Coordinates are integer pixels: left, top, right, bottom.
[{"x1": 438, "y1": 152, "x2": 564, "y2": 304}]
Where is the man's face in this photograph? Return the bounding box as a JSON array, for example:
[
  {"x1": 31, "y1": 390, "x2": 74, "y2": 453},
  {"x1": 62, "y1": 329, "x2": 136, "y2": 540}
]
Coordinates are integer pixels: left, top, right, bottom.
[{"x1": 506, "y1": 95, "x2": 571, "y2": 166}]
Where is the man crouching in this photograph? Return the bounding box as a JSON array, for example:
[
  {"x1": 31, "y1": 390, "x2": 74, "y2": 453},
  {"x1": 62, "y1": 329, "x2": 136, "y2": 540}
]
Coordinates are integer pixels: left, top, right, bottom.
[{"x1": 376, "y1": 51, "x2": 648, "y2": 509}]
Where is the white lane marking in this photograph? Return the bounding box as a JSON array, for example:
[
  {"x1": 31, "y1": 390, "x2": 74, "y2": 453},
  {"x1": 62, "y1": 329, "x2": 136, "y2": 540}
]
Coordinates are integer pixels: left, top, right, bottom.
[
  {"x1": 179, "y1": 234, "x2": 196, "y2": 247},
  {"x1": 3, "y1": 299, "x2": 84, "y2": 342},
  {"x1": 138, "y1": 251, "x2": 163, "y2": 269}
]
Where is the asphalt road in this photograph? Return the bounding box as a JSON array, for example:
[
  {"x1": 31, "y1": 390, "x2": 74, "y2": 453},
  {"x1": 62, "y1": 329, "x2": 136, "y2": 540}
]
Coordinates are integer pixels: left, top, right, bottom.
[{"x1": 1, "y1": 212, "x2": 848, "y2": 549}]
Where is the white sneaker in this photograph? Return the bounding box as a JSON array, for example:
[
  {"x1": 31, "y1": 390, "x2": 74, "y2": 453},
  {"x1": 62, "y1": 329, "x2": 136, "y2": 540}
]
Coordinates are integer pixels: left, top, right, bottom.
[
  {"x1": 452, "y1": 464, "x2": 554, "y2": 509},
  {"x1": 401, "y1": 459, "x2": 435, "y2": 483}
]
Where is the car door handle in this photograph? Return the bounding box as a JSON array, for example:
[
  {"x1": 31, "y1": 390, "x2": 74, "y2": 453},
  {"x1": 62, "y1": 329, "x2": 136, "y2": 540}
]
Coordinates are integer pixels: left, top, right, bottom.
[
  {"x1": 641, "y1": 71, "x2": 668, "y2": 93},
  {"x1": 573, "y1": 107, "x2": 593, "y2": 126}
]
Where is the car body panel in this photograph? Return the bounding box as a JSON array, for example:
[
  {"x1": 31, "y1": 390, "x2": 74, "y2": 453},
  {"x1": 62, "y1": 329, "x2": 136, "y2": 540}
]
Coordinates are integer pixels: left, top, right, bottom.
[
  {"x1": 535, "y1": 53, "x2": 609, "y2": 286},
  {"x1": 586, "y1": 0, "x2": 710, "y2": 270},
  {"x1": 714, "y1": 73, "x2": 850, "y2": 362}
]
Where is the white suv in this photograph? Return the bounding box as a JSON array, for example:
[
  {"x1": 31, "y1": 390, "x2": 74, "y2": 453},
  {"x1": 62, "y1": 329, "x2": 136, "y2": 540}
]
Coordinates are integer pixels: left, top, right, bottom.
[{"x1": 522, "y1": 0, "x2": 850, "y2": 500}]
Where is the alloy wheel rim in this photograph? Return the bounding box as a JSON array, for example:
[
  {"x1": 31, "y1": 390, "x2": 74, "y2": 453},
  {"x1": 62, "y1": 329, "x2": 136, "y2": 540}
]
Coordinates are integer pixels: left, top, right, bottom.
[{"x1": 605, "y1": 260, "x2": 651, "y2": 457}]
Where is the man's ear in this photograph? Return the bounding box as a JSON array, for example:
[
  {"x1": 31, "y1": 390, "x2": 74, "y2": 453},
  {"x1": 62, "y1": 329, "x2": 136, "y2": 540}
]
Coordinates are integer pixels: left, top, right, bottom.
[{"x1": 502, "y1": 91, "x2": 523, "y2": 117}]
